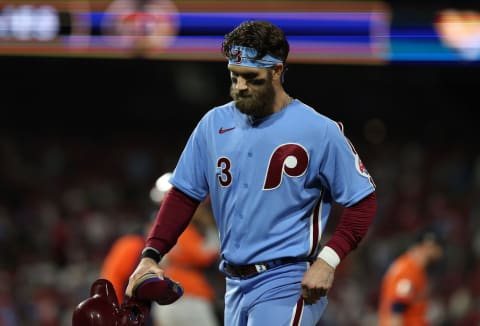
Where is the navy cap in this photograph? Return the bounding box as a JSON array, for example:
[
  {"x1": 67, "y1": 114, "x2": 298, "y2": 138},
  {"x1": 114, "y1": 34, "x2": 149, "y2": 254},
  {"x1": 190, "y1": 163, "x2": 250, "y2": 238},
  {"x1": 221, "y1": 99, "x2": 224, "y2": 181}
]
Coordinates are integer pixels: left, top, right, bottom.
[{"x1": 414, "y1": 227, "x2": 446, "y2": 248}]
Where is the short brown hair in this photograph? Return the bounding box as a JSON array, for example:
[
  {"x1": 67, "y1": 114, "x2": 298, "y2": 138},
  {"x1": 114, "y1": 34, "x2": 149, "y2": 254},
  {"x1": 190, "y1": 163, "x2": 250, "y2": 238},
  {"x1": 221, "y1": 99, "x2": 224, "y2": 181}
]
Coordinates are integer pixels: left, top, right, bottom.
[{"x1": 221, "y1": 20, "x2": 289, "y2": 63}]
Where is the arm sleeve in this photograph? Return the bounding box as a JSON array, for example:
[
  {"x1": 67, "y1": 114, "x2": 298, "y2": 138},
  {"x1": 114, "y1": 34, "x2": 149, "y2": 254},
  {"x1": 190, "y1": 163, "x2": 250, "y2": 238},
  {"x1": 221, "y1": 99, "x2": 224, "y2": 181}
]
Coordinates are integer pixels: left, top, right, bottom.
[
  {"x1": 325, "y1": 191, "x2": 377, "y2": 259},
  {"x1": 169, "y1": 115, "x2": 210, "y2": 201},
  {"x1": 319, "y1": 121, "x2": 376, "y2": 207},
  {"x1": 145, "y1": 187, "x2": 200, "y2": 256}
]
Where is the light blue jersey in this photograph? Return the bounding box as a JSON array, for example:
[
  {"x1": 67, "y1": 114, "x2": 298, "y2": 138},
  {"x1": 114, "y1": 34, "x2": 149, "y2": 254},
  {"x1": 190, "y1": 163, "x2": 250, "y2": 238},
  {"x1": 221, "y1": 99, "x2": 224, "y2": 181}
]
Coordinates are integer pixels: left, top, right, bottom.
[{"x1": 170, "y1": 99, "x2": 375, "y2": 265}]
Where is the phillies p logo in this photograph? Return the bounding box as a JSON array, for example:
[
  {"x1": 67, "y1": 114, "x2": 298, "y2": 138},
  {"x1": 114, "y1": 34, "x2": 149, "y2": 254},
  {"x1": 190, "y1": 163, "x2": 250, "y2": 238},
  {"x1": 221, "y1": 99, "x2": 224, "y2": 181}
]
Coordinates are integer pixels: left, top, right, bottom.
[{"x1": 263, "y1": 143, "x2": 309, "y2": 190}]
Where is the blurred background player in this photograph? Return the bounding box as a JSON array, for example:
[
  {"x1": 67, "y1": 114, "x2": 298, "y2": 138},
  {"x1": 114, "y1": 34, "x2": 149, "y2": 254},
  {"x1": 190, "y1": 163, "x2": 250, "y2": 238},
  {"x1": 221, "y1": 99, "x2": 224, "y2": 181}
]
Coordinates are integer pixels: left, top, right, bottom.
[
  {"x1": 99, "y1": 172, "x2": 172, "y2": 304},
  {"x1": 100, "y1": 172, "x2": 220, "y2": 326},
  {"x1": 378, "y1": 228, "x2": 445, "y2": 326}
]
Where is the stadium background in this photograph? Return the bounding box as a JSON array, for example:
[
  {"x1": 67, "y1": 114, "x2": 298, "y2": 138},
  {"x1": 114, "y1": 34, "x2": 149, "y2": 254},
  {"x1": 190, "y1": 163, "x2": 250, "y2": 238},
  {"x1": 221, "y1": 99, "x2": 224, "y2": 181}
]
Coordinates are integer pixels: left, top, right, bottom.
[{"x1": 1, "y1": 0, "x2": 479, "y2": 325}]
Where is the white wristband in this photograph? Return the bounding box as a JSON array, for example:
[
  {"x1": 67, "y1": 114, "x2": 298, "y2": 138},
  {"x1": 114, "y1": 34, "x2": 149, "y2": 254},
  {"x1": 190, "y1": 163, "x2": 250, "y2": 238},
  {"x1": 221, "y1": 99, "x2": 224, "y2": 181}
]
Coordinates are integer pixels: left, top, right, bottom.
[{"x1": 317, "y1": 246, "x2": 341, "y2": 269}]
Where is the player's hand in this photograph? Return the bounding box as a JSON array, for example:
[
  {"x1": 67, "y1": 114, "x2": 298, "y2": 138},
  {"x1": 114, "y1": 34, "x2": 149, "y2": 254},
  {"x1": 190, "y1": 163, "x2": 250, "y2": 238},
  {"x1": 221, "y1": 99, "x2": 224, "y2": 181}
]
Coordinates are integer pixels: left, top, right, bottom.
[
  {"x1": 300, "y1": 258, "x2": 335, "y2": 305},
  {"x1": 125, "y1": 257, "x2": 165, "y2": 298}
]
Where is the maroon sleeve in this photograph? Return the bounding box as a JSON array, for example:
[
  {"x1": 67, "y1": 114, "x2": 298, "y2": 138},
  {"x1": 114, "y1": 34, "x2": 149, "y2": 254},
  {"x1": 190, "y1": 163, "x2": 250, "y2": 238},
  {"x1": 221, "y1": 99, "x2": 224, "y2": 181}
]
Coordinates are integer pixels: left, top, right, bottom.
[
  {"x1": 145, "y1": 187, "x2": 200, "y2": 255},
  {"x1": 325, "y1": 191, "x2": 377, "y2": 260}
]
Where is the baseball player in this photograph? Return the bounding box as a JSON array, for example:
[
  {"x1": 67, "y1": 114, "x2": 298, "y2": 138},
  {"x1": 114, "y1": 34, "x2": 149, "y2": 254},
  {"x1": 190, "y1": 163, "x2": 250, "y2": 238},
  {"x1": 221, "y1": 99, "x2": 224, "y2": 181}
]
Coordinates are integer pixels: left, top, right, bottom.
[
  {"x1": 378, "y1": 228, "x2": 445, "y2": 326},
  {"x1": 126, "y1": 20, "x2": 377, "y2": 326}
]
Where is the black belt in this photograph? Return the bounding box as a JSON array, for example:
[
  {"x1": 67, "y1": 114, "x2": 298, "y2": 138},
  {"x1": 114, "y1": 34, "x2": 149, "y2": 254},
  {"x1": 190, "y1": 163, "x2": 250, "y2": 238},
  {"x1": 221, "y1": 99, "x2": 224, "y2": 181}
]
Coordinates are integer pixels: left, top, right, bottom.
[{"x1": 224, "y1": 257, "x2": 308, "y2": 279}]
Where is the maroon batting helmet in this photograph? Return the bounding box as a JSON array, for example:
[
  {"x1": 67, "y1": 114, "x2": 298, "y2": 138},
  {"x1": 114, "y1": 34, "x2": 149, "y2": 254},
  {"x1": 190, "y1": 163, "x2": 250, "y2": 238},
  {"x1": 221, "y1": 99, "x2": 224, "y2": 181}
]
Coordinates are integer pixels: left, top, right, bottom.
[{"x1": 72, "y1": 278, "x2": 150, "y2": 326}]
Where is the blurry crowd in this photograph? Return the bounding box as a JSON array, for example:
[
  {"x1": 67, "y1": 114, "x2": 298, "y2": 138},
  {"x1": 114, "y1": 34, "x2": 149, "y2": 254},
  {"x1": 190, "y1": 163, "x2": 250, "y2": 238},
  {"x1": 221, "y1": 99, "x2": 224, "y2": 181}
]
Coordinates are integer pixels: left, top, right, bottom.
[{"x1": 0, "y1": 131, "x2": 479, "y2": 325}]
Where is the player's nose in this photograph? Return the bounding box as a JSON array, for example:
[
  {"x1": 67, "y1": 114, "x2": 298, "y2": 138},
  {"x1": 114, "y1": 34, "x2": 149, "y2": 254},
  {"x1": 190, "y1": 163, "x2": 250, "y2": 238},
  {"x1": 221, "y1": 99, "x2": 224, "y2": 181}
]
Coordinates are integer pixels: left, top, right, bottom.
[{"x1": 235, "y1": 77, "x2": 248, "y2": 90}]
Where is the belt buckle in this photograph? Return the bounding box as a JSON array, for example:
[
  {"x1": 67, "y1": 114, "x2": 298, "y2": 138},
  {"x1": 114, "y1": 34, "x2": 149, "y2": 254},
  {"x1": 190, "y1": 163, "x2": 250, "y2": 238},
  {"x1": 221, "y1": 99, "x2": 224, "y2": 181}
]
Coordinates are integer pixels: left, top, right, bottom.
[{"x1": 254, "y1": 263, "x2": 267, "y2": 273}]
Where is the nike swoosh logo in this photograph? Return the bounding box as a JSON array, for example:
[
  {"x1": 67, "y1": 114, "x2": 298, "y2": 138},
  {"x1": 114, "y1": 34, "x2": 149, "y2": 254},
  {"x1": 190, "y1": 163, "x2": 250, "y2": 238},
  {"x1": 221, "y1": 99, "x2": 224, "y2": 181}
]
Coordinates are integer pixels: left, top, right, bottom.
[{"x1": 219, "y1": 127, "x2": 236, "y2": 134}]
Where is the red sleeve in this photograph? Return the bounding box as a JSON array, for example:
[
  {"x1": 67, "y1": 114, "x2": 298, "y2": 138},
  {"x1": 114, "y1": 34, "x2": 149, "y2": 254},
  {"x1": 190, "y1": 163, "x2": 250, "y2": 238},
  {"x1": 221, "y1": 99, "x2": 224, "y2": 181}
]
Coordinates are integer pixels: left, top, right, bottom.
[
  {"x1": 145, "y1": 187, "x2": 200, "y2": 255},
  {"x1": 325, "y1": 191, "x2": 377, "y2": 259}
]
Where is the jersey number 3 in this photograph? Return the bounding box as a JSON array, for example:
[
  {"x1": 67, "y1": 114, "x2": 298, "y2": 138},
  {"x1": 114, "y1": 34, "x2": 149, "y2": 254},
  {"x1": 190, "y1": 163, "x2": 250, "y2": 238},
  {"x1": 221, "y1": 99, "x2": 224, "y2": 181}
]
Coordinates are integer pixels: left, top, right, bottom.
[{"x1": 216, "y1": 143, "x2": 309, "y2": 190}]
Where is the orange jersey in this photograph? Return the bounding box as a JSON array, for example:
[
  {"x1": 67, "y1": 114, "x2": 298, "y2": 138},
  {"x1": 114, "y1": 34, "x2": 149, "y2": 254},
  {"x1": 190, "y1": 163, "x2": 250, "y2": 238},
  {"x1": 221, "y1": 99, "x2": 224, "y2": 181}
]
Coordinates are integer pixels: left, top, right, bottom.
[
  {"x1": 100, "y1": 234, "x2": 145, "y2": 303},
  {"x1": 378, "y1": 253, "x2": 429, "y2": 326},
  {"x1": 161, "y1": 224, "x2": 219, "y2": 301}
]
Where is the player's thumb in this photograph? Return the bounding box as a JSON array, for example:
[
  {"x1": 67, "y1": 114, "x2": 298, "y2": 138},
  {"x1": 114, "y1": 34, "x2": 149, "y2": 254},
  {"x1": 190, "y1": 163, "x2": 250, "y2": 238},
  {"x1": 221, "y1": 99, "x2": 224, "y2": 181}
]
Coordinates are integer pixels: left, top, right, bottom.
[{"x1": 125, "y1": 259, "x2": 164, "y2": 298}]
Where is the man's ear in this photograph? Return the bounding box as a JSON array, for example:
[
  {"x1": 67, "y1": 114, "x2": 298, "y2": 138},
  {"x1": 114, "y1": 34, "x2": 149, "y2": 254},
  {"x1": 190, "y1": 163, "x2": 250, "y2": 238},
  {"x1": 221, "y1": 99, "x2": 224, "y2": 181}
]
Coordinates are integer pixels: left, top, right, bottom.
[{"x1": 272, "y1": 63, "x2": 285, "y2": 81}]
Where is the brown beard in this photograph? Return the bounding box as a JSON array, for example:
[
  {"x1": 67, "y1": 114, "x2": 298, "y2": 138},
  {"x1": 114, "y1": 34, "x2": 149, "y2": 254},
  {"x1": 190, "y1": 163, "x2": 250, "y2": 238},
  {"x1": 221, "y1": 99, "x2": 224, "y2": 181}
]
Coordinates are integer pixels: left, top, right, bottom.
[{"x1": 230, "y1": 75, "x2": 276, "y2": 119}]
